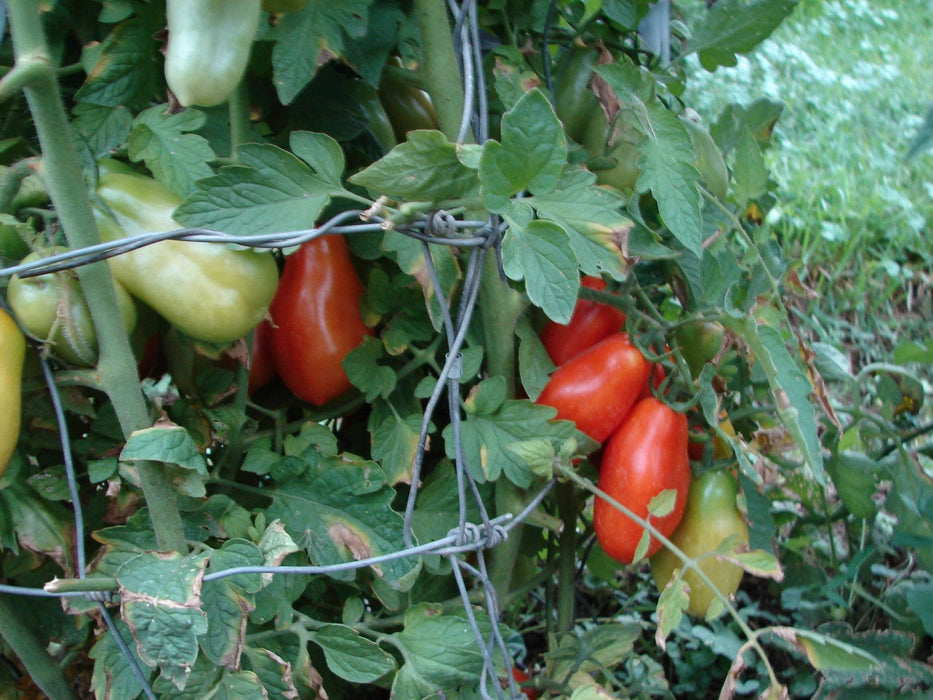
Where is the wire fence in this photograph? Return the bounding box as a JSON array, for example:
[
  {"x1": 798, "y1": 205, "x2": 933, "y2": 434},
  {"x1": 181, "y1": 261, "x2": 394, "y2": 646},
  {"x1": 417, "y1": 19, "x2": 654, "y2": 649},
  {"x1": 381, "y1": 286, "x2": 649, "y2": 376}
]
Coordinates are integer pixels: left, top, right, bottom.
[{"x1": 0, "y1": 1, "x2": 552, "y2": 698}]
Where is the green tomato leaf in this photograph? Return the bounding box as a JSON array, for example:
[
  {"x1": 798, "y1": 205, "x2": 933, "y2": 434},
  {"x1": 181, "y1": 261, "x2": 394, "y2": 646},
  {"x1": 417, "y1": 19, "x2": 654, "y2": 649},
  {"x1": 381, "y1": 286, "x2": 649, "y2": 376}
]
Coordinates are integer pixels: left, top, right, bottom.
[
  {"x1": 501, "y1": 218, "x2": 578, "y2": 324},
  {"x1": 408, "y1": 461, "x2": 489, "y2": 574},
  {"x1": 507, "y1": 439, "x2": 557, "y2": 479},
  {"x1": 241, "y1": 647, "x2": 303, "y2": 699},
  {"x1": 390, "y1": 604, "x2": 492, "y2": 690},
  {"x1": 289, "y1": 131, "x2": 346, "y2": 189},
  {"x1": 173, "y1": 142, "x2": 344, "y2": 234},
  {"x1": 72, "y1": 103, "x2": 133, "y2": 162},
  {"x1": 340, "y1": 2, "x2": 404, "y2": 87},
  {"x1": 528, "y1": 167, "x2": 633, "y2": 277},
  {"x1": 272, "y1": 0, "x2": 373, "y2": 105},
  {"x1": 545, "y1": 623, "x2": 640, "y2": 679},
  {"x1": 726, "y1": 548, "x2": 784, "y2": 581},
  {"x1": 371, "y1": 412, "x2": 427, "y2": 486},
  {"x1": 121, "y1": 423, "x2": 207, "y2": 474},
  {"x1": 200, "y1": 540, "x2": 265, "y2": 668},
  {"x1": 647, "y1": 489, "x2": 677, "y2": 519},
  {"x1": 516, "y1": 313, "x2": 555, "y2": 401},
  {"x1": 90, "y1": 618, "x2": 152, "y2": 700},
  {"x1": 687, "y1": 0, "x2": 798, "y2": 72},
  {"x1": 116, "y1": 550, "x2": 211, "y2": 690},
  {"x1": 211, "y1": 671, "x2": 266, "y2": 700},
  {"x1": 311, "y1": 624, "x2": 397, "y2": 683},
  {"x1": 447, "y1": 383, "x2": 579, "y2": 487},
  {"x1": 479, "y1": 88, "x2": 567, "y2": 211},
  {"x1": 655, "y1": 576, "x2": 689, "y2": 651},
  {"x1": 729, "y1": 320, "x2": 824, "y2": 482},
  {"x1": 127, "y1": 106, "x2": 216, "y2": 198},
  {"x1": 149, "y1": 654, "x2": 221, "y2": 698},
  {"x1": 349, "y1": 130, "x2": 480, "y2": 202},
  {"x1": 771, "y1": 627, "x2": 879, "y2": 673},
  {"x1": 343, "y1": 336, "x2": 397, "y2": 401},
  {"x1": 75, "y1": 14, "x2": 161, "y2": 110},
  {"x1": 731, "y1": 127, "x2": 769, "y2": 205},
  {"x1": 264, "y1": 453, "x2": 420, "y2": 590},
  {"x1": 637, "y1": 105, "x2": 703, "y2": 255}
]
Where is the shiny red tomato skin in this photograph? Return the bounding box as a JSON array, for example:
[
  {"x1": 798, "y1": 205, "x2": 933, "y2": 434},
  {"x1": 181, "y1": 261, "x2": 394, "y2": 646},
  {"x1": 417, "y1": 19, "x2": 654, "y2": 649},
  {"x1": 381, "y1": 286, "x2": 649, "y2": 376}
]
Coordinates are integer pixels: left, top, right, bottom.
[
  {"x1": 593, "y1": 397, "x2": 691, "y2": 564},
  {"x1": 539, "y1": 276, "x2": 626, "y2": 366},
  {"x1": 535, "y1": 332, "x2": 652, "y2": 443},
  {"x1": 268, "y1": 235, "x2": 372, "y2": 406},
  {"x1": 510, "y1": 667, "x2": 537, "y2": 700}
]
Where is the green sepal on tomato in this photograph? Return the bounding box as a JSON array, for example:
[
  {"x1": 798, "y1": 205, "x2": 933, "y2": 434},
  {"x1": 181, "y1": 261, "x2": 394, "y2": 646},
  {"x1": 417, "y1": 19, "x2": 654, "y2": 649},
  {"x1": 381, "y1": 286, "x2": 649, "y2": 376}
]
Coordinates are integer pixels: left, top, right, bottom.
[
  {"x1": 539, "y1": 275, "x2": 626, "y2": 366},
  {"x1": 164, "y1": 0, "x2": 262, "y2": 107},
  {"x1": 650, "y1": 469, "x2": 749, "y2": 617},
  {"x1": 0, "y1": 308, "x2": 25, "y2": 479},
  {"x1": 7, "y1": 248, "x2": 138, "y2": 366},
  {"x1": 593, "y1": 397, "x2": 691, "y2": 564},
  {"x1": 268, "y1": 235, "x2": 373, "y2": 407},
  {"x1": 92, "y1": 169, "x2": 279, "y2": 346},
  {"x1": 535, "y1": 332, "x2": 651, "y2": 444}
]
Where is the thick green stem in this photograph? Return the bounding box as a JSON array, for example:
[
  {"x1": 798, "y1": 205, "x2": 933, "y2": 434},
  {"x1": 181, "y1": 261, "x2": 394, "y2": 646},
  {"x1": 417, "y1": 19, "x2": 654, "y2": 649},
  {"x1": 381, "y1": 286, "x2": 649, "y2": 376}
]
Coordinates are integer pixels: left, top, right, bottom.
[
  {"x1": 555, "y1": 483, "x2": 579, "y2": 634},
  {"x1": 228, "y1": 80, "x2": 250, "y2": 159},
  {"x1": 6, "y1": 0, "x2": 187, "y2": 553},
  {"x1": 413, "y1": 0, "x2": 468, "y2": 141},
  {"x1": 0, "y1": 597, "x2": 77, "y2": 699},
  {"x1": 480, "y1": 252, "x2": 527, "y2": 601}
]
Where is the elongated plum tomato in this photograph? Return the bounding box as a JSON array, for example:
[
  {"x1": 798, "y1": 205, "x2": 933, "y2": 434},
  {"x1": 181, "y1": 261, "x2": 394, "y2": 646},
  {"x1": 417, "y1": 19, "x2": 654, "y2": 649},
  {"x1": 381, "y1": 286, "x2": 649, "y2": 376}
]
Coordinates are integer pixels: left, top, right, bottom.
[
  {"x1": 535, "y1": 332, "x2": 651, "y2": 444},
  {"x1": 268, "y1": 235, "x2": 372, "y2": 406},
  {"x1": 539, "y1": 275, "x2": 626, "y2": 366},
  {"x1": 650, "y1": 469, "x2": 749, "y2": 617},
  {"x1": 594, "y1": 397, "x2": 691, "y2": 564}
]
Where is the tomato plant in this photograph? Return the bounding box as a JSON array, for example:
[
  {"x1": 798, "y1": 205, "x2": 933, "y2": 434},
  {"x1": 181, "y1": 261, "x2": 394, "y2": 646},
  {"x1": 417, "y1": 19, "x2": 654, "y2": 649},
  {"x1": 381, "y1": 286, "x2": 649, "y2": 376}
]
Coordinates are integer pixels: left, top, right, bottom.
[
  {"x1": 509, "y1": 667, "x2": 538, "y2": 700},
  {"x1": 650, "y1": 469, "x2": 749, "y2": 617},
  {"x1": 268, "y1": 234, "x2": 372, "y2": 406},
  {"x1": 539, "y1": 275, "x2": 626, "y2": 366},
  {"x1": 0, "y1": 1, "x2": 913, "y2": 698},
  {"x1": 593, "y1": 396, "x2": 691, "y2": 564},
  {"x1": 535, "y1": 332, "x2": 652, "y2": 443}
]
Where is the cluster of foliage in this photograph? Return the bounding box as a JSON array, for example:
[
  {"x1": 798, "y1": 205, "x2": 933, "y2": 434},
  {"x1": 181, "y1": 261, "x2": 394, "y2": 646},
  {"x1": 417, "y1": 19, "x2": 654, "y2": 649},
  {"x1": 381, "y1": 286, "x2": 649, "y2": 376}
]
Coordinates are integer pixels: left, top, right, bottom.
[{"x1": 0, "y1": 0, "x2": 930, "y2": 698}]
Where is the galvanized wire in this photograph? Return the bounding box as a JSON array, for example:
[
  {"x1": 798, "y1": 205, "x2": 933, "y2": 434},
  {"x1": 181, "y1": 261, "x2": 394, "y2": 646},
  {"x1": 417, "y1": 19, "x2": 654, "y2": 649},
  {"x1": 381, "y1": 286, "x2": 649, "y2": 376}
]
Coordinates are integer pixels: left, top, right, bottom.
[{"x1": 0, "y1": 2, "x2": 541, "y2": 697}]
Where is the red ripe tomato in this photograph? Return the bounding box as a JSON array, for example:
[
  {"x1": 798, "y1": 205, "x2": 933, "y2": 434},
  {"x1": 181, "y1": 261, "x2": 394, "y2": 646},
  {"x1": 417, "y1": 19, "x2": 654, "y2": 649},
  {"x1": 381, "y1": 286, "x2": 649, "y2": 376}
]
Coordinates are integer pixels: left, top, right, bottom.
[
  {"x1": 509, "y1": 667, "x2": 537, "y2": 700},
  {"x1": 247, "y1": 319, "x2": 275, "y2": 395},
  {"x1": 593, "y1": 397, "x2": 691, "y2": 564},
  {"x1": 268, "y1": 235, "x2": 373, "y2": 406},
  {"x1": 540, "y1": 275, "x2": 626, "y2": 366},
  {"x1": 535, "y1": 332, "x2": 652, "y2": 444}
]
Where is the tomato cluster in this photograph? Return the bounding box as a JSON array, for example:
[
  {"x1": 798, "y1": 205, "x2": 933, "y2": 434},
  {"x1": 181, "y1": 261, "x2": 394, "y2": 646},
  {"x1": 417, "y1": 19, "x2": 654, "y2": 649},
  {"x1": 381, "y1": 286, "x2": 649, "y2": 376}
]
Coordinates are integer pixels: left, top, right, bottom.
[{"x1": 535, "y1": 277, "x2": 747, "y2": 613}]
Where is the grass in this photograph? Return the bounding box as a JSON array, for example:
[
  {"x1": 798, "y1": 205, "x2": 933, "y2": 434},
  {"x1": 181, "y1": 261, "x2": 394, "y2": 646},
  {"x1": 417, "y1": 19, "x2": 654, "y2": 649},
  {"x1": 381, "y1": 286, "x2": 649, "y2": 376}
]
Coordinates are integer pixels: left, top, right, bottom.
[{"x1": 682, "y1": 0, "x2": 933, "y2": 364}]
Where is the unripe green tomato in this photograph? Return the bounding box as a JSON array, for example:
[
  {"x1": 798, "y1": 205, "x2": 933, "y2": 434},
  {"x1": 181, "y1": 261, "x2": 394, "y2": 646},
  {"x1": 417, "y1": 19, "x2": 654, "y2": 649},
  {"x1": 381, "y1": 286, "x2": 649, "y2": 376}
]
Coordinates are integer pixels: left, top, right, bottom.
[
  {"x1": 0, "y1": 308, "x2": 25, "y2": 479},
  {"x1": 581, "y1": 108, "x2": 642, "y2": 193},
  {"x1": 673, "y1": 320, "x2": 725, "y2": 379},
  {"x1": 7, "y1": 248, "x2": 138, "y2": 366},
  {"x1": 164, "y1": 0, "x2": 262, "y2": 107},
  {"x1": 378, "y1": 67, "x2": 440, "y2": 143},
  {"x1": 92, "y1": 171, "x2": 279, "y2": 345},
  {"x1": 650, "y1": 469, "x2": 749, "y2": 617},
  {"x1": 262, "y1": 0, "x2": 309, "y2": 12}
]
